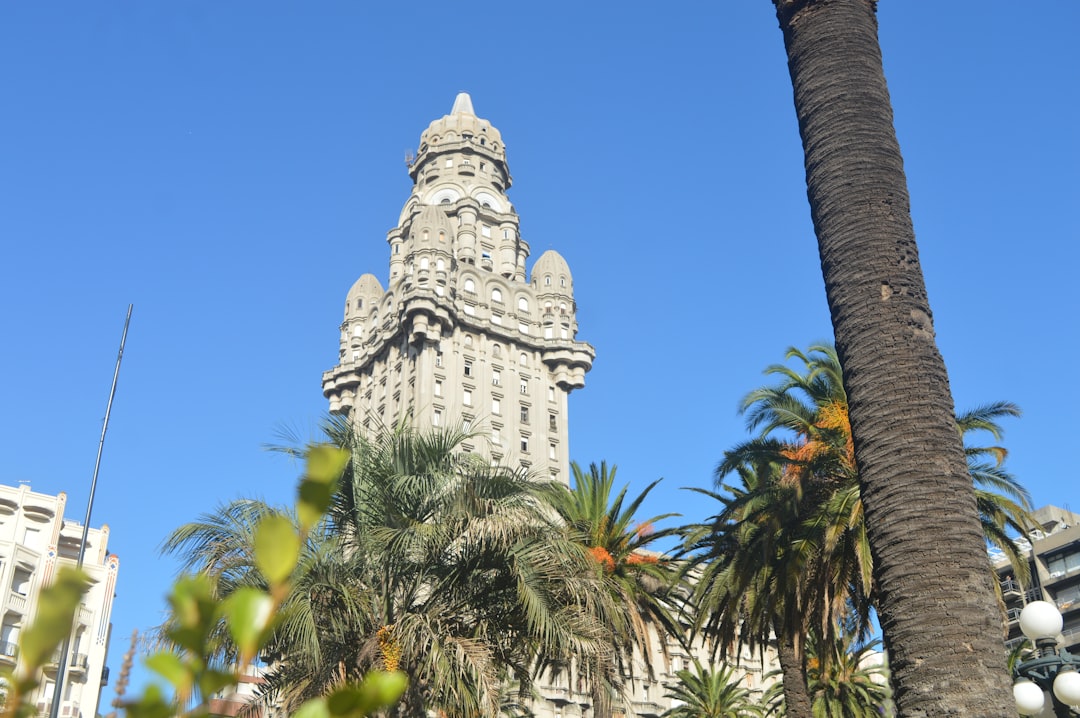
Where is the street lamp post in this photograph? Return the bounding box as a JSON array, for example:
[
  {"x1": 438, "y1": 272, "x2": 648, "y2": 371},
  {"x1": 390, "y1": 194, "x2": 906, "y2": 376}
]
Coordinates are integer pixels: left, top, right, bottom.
[{"x1": 1014, "y1": 600, "x2": 1080, "y2": 717}]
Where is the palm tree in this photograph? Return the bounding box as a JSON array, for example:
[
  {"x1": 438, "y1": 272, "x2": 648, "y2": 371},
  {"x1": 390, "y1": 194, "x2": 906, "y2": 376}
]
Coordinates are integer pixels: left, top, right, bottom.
[
  {"x1": 544, "y1": 461, "x2": 685, "y2": 718},
  {"x1": 686, "y1": 344, "x2": 1033, "y2": 716},
  {"x1": 162, "y1": 420, "x2": 606, "y2": 718},
  {"x1": 662, "y1": 660, "x2": 764, "y2": 718},
  {"x1": 771, "y1": 0, "x2": 1017, "y2": 712},
  {"x1": 762, "y1": 630, "x2": 891, "y2": 718}
]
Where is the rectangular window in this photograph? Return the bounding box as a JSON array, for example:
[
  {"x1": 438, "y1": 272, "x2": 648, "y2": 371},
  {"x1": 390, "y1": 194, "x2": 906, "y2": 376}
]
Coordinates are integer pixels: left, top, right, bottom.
[
  {"x1": 518, "y1": 322, "x2": 528, "y2": 334},
  {"x1": 520, "y1": 406, "x2": 529, "y2": 423},
  {"x1": 436, "y1": 351, "x2": 443, "y2": 367},
  {"x1": 463, "y1": 416, "x2": 473, "y2": 432},
  {"x1": 549, "y1": 443, "x2": 557, "y2": 460},
  {"x1": 433, "y1": 410, "x2": 442, "y2": 426},
  {"x1": 492, "y1": 428, "x2": 501, "y2": 446},
  {"x1": 463, "y1": 389, "x2": 472, "y2": 406},
  {"x1": 481, "y1": 225, "x2": 491, "y2": 238},
  {"x1": 492, "y1": 369, "x2": 501, "y2": 386},
  {"x1": 549, "y1": 414, "x2": 557, "y2": 431},
  {"x1": 520, "y1": 436, "x2": 529, "y2": 452},
  {"x1": 492, "y1": 313, "x2": 502, "y2": 325},
  {"x1": 520, "y1": 379, "x2": 528, "y2": 395},
  {"x1": 464, "y1": 360, "x2": 473, "y2": 377},
  {"x1": 445, "y1": 158, "x2": 453, "y2": 168},
  {"x1": 548, "y1": 386, "x2": 556, "y2": 402},
  {"x1": 434, "y1": 380, "x2": 442, "y2": 397},
  {"x1": 465, "y1": 304, "x2": 476, "y2": 316},
  {"x1": 492, "y1": 398, "x2": 501, "y2": 414}
]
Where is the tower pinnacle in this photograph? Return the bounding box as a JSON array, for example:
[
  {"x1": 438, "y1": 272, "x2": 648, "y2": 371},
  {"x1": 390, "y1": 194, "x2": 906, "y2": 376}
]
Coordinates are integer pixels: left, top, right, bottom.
[{"x1": 450, "y1": 92, "x2": 475, "y2": 116}]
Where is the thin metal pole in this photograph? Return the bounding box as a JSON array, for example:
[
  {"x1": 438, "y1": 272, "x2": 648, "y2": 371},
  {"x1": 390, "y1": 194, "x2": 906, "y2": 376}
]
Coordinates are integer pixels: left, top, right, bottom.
[{"x1": 50, "y1": 304, "x2": 132, "y2": 718}]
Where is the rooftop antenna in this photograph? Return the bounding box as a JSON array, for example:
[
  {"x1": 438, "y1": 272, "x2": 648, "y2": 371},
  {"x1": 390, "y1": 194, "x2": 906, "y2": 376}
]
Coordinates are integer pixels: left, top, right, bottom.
[{"x1": 50, "y1": 304, "x2": 132, "y2": 718}]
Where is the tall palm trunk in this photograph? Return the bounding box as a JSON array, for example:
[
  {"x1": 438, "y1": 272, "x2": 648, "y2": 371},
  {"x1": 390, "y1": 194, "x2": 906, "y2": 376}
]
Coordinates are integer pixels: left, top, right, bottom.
[
  {"x1": 773, "y1": 0, "x2": 1013, "y2": 714},
  {"x1": 776, "y1": 626, "x2": 812, "y2": 718}
]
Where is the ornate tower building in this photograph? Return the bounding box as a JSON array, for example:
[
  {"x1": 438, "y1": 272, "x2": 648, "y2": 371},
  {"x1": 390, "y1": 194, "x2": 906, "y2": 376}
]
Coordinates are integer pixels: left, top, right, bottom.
[{"x1": 322, "y1": 93, "x2": 594, "y2": 482}]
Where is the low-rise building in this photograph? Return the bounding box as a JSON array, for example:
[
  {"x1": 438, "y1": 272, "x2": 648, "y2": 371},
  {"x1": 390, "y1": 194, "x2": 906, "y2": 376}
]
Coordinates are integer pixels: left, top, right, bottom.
[
  {"x1": 993, "y1": 504, "x2": 1080, "y2": 653},
  {"x1": 0, "y1": 483, "x2": 119, "y2": 718}
]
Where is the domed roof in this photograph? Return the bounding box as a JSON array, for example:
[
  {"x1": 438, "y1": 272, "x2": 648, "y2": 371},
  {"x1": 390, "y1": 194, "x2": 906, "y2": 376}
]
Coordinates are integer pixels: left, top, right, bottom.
[
  {"x1": 408, "y1": 204, "x2": 456, "y2": 246},
  {"x1": 418, "y1": 93, "x2": 505, "y2": 151},
  {"x1": 531, "y1": 250, "x2": 573, "y2": 293},
  {"x1": 345, "y1": 274, "x2": 385, "y2": 314}
]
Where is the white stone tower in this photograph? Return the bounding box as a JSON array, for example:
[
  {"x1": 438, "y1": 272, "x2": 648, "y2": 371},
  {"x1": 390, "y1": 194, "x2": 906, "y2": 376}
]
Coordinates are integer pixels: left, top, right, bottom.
[{"x1": 322, "y1": 93, "x2": 594, "y2": 483}]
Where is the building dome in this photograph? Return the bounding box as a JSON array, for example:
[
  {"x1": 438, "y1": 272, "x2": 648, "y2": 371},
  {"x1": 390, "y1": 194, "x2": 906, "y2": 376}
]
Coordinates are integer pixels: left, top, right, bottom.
[
  {"x1": 418, "y1": 93, "x2": 505, "y2": 153},
  {"x1": 345, "y1": 273, "x2": 385, "y2": 317},
  {"x1": 531, "y1": 250, "x2": 574, "y2": 295},
  {"x1": 408, "y1": 204, "x2": 456, "y2": 247}
]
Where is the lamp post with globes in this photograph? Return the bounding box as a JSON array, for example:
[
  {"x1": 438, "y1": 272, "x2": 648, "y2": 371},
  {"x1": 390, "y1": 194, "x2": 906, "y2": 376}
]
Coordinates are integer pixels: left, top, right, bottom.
[{"x1": 1013, "y1": 600, "x2": 1080, "y2": 717}]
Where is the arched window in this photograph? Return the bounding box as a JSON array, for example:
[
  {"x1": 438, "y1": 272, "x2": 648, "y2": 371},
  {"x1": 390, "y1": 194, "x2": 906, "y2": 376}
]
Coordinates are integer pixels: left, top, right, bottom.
[
  {"x1": 492, "y1": 344, "x2": 501, "y2": 357},
  {"x1": 544, "y1": 275, "x2": 552, "y2": 286},
  {"x1": 517, "y1": 297, "x2": 529, "y2": 312},
  {"x1": 519, "y1": 352, "x2": 528, "y2": 366},
  {"x1": 491, "y1": 288, "x2": 503, "y2": 303},
  {"x1": 465, "y1": 334, "x2": 473, "y2": 347},
  {"x1": 438, "y1": 231, "x2": 446, "y2": 242},
  {"x1": 436, "y1": 258, "x2": 445, "y2": 271},
  {"x1": 464, "y1": 278, "x2": 475, "y2": 293},
  {"x1": 422, "y1": 229, "x2": 429, "y2": 241},
  {"x1": 559, "y1": 276, "x2": 567, "y2": 287}
]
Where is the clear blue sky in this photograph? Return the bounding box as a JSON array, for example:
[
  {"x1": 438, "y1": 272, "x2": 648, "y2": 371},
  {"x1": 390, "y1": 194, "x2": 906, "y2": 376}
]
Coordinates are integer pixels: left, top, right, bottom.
[{"x1": 1, "y1": 1, "x2": 1076, "y2": 701}]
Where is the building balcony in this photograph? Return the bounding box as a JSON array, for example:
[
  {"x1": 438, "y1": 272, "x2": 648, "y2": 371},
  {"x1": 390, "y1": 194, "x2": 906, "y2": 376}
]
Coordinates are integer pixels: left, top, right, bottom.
[
  {"x1": 1001, "y1": 577, "x2": 1022, "y2": 600},
  {"x1": 1006, "y1": 606, "x2": 1024, "y2": 625},
  {"x1": 7, "y1": 591, "x2": 28, "y2": 614},
  {"x1": 67, "y1": 652, "x2": 89, "y2": 674},
  {"x1": 630, "y1": 701, "x2": 664, "y2": 718}
]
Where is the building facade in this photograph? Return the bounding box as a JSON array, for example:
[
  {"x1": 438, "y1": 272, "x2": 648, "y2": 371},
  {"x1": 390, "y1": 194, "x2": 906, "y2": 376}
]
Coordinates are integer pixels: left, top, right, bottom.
[
  {"x1": 320, "y1": 95, "x2": 778, "y2": 717},
  {"x1": 995, "y1": 505, "x2": 1080, "y2": 654},
  {"x1": 322, "y1": 93, "x2": 595, "y2": 482},
  {"x1": 0, "y1": 483, "x2": 119, "y2": 718}
]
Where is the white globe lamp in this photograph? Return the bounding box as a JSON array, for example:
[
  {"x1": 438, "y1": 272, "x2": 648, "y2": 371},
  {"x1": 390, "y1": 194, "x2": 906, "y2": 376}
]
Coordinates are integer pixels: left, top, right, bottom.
[
  {"x1": 1014, "y1": 679, "x2": 1045, "y2": 715},
  {"x1": 1019, "y1": 601, "x2": 1064, "y2": 642},
  {"x1": 1052, "y1": 667, "x2": 1080, "y2": 706}
]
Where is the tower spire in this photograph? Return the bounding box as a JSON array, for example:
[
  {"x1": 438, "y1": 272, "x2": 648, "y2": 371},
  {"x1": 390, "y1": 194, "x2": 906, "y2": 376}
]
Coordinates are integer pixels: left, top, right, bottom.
[{"x1": 450, "y1": 92, "x2": 475, "y2": 116}]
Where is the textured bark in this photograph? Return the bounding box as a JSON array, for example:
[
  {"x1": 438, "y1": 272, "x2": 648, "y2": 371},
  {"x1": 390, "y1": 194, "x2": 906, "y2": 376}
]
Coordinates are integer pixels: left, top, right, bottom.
[
  {"x1": 776, "y1": 630, "x2": 813, "y2": 718},
  {"x1": 773, "y1": 0, "x2": 1014, "y2": 715}
]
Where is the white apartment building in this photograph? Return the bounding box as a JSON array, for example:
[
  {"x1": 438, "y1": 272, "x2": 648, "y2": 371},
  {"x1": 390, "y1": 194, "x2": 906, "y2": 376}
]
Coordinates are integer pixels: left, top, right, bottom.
[{"x1": 0, "y1": 483, "x2": 119, "y2": 718}]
